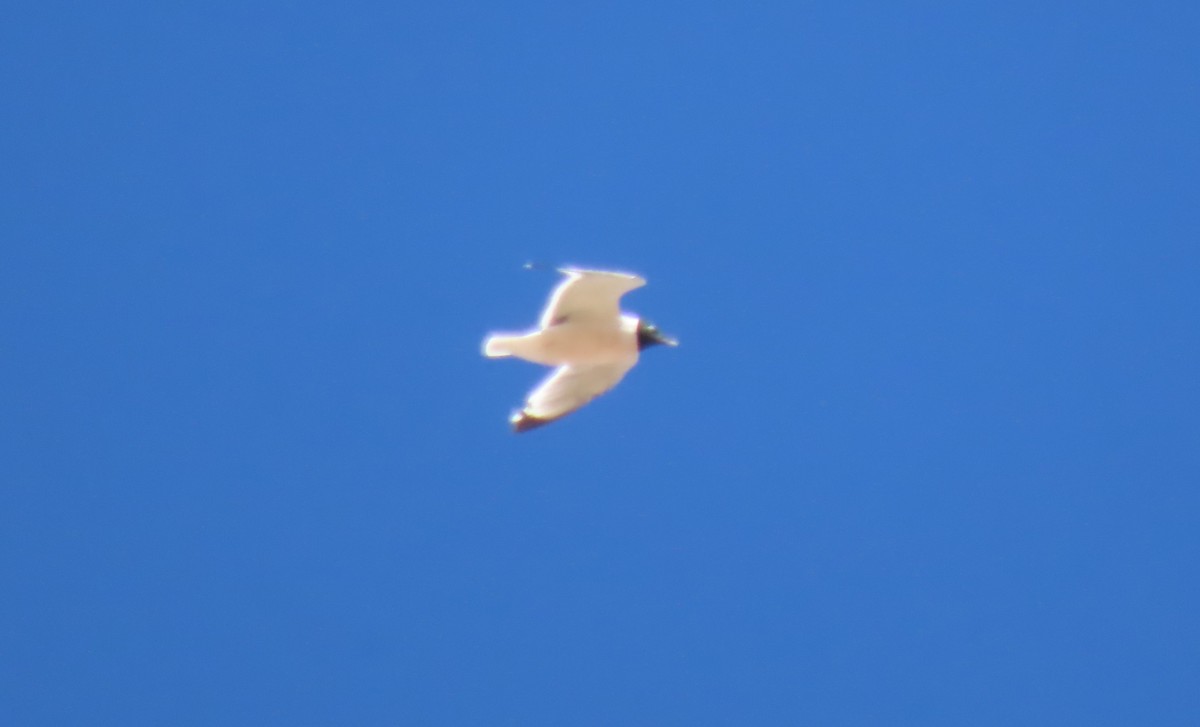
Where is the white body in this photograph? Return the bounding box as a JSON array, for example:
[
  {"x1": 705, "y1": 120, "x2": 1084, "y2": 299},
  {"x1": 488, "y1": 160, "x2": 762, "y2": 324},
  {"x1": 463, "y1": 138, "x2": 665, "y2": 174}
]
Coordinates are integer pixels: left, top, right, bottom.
[
  {"x1": 482, "y1": 268, "x2": 655, "y2": 431},
  {"x1": 484, "y1": 314, "x2": 640, "y2": 367}
]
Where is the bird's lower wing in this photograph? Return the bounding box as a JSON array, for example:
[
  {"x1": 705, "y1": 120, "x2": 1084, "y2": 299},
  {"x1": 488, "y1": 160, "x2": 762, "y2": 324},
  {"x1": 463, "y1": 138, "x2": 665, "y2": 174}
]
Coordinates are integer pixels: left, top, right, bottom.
[{"x1": 511, "y1": 360, "x2": 635, "y2": 432}]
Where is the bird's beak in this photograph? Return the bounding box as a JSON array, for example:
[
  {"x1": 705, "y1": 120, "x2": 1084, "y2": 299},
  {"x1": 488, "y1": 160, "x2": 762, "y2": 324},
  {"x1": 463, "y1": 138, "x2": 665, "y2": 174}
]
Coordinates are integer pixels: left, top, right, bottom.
[{"x1": 655, "y1": 331, "x2": 679, "y2": 347}]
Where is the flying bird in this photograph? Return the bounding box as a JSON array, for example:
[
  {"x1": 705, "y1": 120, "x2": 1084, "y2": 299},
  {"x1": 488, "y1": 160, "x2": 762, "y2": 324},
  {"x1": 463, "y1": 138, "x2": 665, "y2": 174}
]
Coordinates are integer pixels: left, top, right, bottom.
[{"x1": 482, "y1": 267, "x2": 678, "y2": 432}]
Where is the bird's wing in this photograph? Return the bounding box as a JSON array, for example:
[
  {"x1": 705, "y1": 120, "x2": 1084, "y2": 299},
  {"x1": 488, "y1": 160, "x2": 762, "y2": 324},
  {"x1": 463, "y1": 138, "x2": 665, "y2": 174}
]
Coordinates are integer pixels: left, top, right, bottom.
[
  {"x1": 511, "y1": 360, "x2": 636, "y2": 432},
  {"x1": 538, "y1": 268, "x2": 646, "y2": 329}
]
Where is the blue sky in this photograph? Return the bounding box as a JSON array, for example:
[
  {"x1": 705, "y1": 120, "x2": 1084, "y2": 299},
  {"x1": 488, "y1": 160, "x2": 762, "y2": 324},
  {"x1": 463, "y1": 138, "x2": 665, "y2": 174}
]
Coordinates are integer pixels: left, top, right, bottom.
[{"x1": 3, "y1": 2, "x2": 1198, "y2": 724}]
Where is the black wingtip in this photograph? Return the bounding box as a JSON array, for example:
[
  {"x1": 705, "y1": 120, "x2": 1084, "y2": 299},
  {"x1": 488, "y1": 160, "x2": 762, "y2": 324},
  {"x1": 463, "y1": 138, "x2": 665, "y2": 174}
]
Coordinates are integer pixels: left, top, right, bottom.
[{"x1": 510, "y1": 411, "x2": 556, "y2": 433}]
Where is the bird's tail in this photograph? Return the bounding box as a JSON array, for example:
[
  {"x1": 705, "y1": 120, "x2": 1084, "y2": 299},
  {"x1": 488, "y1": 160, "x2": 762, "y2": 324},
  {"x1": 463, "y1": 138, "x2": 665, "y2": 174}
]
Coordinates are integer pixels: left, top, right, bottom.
[{"x1": 482, "y1": 335, "x2": 516, "y2": 358}]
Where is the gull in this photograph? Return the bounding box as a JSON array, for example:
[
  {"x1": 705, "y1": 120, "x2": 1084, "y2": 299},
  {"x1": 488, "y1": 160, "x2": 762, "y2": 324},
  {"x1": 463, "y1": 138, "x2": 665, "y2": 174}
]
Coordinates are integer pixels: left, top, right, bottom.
[{"x1": 483, "y1": 267, "x2": 678, "y2": 432}]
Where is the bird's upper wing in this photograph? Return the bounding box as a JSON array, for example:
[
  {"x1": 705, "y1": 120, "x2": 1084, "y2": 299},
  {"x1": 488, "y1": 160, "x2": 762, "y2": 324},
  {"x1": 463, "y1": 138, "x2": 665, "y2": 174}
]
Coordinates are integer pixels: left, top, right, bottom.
[
  {"x1": 538, "y1": 268, "x2": 646, "y2": 329},
  {"x1": 511, "y1": 360, "x2": 636, "y2": 432}
]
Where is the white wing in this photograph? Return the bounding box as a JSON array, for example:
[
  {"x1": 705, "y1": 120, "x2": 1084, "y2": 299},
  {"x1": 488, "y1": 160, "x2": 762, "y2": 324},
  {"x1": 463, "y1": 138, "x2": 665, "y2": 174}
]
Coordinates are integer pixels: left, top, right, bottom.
[
  {"x1": 511, "y1": 360, "x2": 636, "y2": 432},
  {"x1": 538, "y1": 268, "x2": 646, "y2": 329}
]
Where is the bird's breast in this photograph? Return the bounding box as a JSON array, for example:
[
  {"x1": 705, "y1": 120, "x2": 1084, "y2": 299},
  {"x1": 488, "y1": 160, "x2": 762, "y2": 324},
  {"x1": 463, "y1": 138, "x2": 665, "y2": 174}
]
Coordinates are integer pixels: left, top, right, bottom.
[{"x1": 532, "y1": 322, "x2": 636, "y2": 366}]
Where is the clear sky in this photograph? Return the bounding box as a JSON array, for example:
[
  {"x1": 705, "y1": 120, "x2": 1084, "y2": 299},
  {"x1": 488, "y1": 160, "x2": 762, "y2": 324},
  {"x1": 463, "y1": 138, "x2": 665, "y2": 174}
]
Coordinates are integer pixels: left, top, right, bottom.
[{"x1": 3, "y1": 2, "x2": 1198, "y2": 725}]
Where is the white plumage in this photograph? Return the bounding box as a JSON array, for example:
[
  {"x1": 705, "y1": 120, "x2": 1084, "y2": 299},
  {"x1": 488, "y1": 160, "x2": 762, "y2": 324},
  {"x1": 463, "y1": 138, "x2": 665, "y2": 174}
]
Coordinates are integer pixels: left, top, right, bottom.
[{"x1": 483, "y1": 267, "x2": 677, "y2": 432}]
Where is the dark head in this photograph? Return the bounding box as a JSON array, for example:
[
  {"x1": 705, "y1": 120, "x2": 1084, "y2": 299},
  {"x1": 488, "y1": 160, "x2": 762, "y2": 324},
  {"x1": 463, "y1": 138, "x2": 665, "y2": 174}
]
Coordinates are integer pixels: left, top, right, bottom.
[{"x1": 636, "y1": 320, "x2": 679, "y2": 351}]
